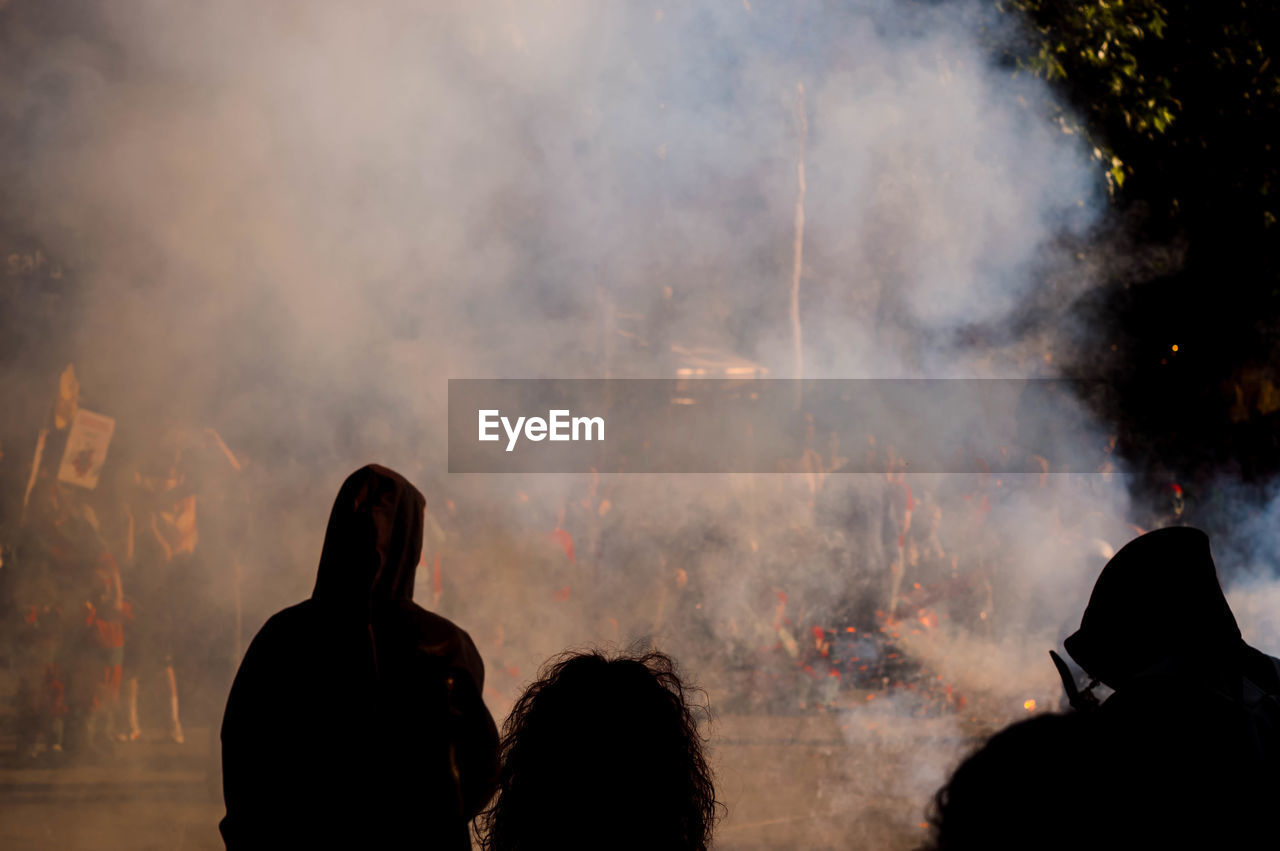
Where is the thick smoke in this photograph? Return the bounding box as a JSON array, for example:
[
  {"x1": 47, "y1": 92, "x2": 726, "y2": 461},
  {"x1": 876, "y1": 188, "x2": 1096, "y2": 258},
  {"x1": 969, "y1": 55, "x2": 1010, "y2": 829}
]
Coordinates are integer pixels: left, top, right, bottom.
[{"x1": 7, "y1": 0, "x2": 1235, "y2": 847}]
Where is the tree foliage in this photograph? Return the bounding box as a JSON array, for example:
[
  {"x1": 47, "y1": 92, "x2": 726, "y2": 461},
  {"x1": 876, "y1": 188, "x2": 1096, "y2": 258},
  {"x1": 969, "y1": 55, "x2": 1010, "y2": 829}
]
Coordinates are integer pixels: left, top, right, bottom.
[
  {"x1": 1003, "y1": 0, "x2": 1278, "y2": 229},
  {"x1": 1000, "y1": 0, "x2": 1280, "y2": 477}
]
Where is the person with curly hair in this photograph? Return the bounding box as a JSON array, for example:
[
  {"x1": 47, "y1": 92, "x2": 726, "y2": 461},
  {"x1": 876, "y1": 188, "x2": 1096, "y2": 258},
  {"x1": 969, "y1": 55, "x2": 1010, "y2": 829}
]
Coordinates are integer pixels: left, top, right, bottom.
[
  {"x1": 478, "y1": 649, "x2": 720, "y2": 851},
  {"x1": 920, "y1": 712, "x2": 1094, "y2": 851}
]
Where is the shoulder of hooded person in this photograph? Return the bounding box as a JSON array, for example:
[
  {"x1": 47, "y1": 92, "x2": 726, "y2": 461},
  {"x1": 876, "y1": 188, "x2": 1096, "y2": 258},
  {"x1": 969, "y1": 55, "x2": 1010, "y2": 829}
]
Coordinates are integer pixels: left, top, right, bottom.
[
  {"x1": 1101, "y1": 661, "x2": 1262, "y2": 758},
  {"x1": 381, "y1": 600, "x2": 487, "y2": 690},
  {"x1": 236, "y1": 603, "x2": 316, "y2": 674}
]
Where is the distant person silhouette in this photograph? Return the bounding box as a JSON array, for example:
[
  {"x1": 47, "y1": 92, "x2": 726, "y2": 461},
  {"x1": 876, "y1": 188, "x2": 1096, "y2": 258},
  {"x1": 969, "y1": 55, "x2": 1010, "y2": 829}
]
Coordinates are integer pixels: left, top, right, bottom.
[
  {"x1": 220, "y1": 465, "x2": 498, "y2": 849},
  {"x1": 477, "y1": 650, "x2": 719, "y2": 851},
  {"x1": 1062, "y1": 526, "x2": 1280, "y2": 845}
]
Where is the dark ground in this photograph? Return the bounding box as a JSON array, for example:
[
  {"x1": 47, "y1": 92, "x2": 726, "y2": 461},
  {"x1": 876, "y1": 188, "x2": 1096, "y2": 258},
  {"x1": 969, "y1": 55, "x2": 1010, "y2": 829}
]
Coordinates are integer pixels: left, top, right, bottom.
[{"x1": 0, "y1": 671, "x2": 961, "y2": 850}]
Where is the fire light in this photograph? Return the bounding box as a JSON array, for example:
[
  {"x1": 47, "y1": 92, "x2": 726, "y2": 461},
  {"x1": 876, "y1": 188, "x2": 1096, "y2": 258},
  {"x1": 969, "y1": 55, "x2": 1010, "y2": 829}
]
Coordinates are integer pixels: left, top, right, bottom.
[{"x1": 1023, "y1": 698, "x2": 1036, "y2": 712}]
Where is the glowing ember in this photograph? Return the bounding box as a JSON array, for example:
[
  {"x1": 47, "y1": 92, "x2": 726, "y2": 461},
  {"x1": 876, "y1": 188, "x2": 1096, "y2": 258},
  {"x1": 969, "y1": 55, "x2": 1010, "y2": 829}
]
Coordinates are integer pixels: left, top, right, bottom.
[{"x1": 1023, "y1": 699, "x2": 1037, "y2": 712}]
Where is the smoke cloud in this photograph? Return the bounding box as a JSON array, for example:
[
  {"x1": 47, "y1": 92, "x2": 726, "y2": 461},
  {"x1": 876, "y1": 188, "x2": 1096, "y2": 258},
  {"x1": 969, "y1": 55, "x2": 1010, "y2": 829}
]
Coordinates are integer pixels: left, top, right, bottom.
[{"x1": 17, "y1": 1, "x2": 1271, "y2": 847}]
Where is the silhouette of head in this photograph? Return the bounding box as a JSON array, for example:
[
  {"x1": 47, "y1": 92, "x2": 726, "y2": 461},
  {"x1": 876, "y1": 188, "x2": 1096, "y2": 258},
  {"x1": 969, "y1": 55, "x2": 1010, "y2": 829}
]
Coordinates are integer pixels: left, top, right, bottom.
[
  {"x1": 312, "y1": 464, "x2": 425, "y2": 615},
  {"x1": 479, "y1": 650, "x2": 719, "y2": 851},
  {"x1": 921, "y1": 712, "x2": 1097, "y2": 851},
  {"x1": 1064, "y1": 527, "x2": 1241, "y2": 688}
]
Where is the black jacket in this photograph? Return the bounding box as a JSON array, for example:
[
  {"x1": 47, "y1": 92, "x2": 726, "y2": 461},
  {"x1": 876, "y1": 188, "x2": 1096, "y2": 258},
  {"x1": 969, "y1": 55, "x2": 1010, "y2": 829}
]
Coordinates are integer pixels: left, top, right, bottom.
[{"x1": 220, "y1": 465, "x2": 499, "y2": 849}]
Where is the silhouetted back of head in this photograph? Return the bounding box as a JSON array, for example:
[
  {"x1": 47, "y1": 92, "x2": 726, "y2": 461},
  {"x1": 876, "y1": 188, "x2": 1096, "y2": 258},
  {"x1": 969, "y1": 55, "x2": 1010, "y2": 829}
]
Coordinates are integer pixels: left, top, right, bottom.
[
  {"x1": 312, "y1": 464, "x2": 425, "y2": 616},
  {"x1": 921, "y1": 712, "x2": 1097, "y2": 851},
  {"x1": 1064, "y1": 527, "x2": 1241, "y2": 687},
  {"x1": 479, "y1": 650, "x2": 718, "y2": 851}
]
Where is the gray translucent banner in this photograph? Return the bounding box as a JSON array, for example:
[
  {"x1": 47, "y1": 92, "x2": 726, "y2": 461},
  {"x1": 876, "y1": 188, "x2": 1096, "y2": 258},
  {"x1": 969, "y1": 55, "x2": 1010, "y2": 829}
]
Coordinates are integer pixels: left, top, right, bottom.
[{"x1": 448, "y1": 379, "x2": 1110, "y2": 474}]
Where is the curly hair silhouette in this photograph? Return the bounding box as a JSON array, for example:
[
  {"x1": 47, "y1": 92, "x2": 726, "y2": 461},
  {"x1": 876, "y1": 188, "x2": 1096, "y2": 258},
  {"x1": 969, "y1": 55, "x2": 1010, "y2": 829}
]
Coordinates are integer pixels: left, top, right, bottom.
[
  {"x1": 478, "y1": 649, "x2": 720, "y2": 851},
  {"x1": 920, "y1": 712, "x2": 1095, "y2": 851}
]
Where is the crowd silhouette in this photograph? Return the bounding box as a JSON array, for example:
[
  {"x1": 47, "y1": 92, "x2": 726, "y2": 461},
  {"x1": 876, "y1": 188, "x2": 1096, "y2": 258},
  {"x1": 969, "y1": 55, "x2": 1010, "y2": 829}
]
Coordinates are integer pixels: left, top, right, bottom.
[{"x1": 220, "y1": 465, "x2": 1280, "y2": 849}]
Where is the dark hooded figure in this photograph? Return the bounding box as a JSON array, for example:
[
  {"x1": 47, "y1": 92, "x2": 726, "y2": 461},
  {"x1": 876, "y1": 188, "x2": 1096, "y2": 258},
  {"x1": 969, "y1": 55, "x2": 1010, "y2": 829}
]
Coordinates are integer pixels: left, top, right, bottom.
[
  {"x1": 220, "y1": 465, "x2": 499, "y2": 849},
  {"x1": 1063, "y1": 527, "x2": 1280, "y2": 845}
]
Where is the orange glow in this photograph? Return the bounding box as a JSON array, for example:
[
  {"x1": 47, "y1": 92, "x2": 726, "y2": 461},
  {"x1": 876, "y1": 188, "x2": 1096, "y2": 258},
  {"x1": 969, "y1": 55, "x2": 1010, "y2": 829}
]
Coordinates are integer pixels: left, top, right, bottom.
[
  {"x1": 1023, "y1": 699, "x2": 1036, "y2": 712},
  {"x1": 1171, "y1": 344, "x2": 1179, "y2": 352}
]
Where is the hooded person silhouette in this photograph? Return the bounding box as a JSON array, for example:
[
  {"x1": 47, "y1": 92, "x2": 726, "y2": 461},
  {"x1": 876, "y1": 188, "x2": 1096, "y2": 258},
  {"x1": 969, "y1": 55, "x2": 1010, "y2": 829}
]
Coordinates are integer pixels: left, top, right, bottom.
[
  {"x1": 220, "y1": 465, "x2": 498, "y2": 849},
  {"x1": 1061, "y1": 527, "x2": 1280, "y2": 845}
]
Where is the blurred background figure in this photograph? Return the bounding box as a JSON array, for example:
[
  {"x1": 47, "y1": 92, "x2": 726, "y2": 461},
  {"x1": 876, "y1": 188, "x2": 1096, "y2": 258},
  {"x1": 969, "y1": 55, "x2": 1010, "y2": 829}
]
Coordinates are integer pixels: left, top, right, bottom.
[{"x1": 120, "y1": 449, "x2": 193, "y2": 745}]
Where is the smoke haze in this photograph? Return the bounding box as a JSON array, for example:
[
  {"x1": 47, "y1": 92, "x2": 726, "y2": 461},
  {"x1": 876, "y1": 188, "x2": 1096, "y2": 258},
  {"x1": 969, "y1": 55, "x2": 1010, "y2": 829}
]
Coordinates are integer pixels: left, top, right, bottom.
[{"x1": 6, "y1": 1, "x2": 1276, "y2": 847}]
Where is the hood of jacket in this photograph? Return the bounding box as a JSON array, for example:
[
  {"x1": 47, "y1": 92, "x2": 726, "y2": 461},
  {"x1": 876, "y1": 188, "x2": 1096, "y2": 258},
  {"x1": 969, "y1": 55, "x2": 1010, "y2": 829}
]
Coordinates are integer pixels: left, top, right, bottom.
[
  {"x1": 1065, "y1": 527, "x2": 1242, "y2": 688},
  {"x1": 312, "y1": 464, "x2": 425, "y2": 617}
]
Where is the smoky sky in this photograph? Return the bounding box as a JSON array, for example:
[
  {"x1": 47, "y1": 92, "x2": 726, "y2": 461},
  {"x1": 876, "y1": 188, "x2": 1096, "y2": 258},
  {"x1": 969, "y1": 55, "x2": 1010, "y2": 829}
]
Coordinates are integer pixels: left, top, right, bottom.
[{"x1": 4, "y1": 0, "x2": 1105, "y2": 463}]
